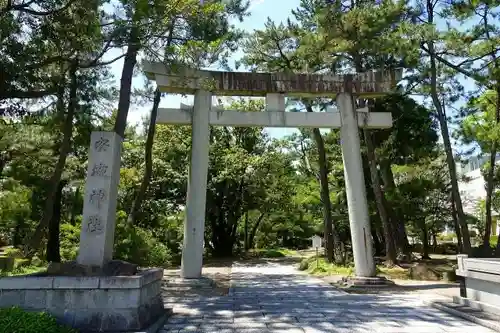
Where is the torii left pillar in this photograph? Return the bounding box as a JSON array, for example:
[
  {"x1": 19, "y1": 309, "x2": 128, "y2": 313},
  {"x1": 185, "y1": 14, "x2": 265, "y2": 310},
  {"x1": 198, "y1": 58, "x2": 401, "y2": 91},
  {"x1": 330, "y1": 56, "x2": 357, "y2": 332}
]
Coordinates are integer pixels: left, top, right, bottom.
[{"x1": 181, "y1": 89, "x2": 212, "y2": 278}]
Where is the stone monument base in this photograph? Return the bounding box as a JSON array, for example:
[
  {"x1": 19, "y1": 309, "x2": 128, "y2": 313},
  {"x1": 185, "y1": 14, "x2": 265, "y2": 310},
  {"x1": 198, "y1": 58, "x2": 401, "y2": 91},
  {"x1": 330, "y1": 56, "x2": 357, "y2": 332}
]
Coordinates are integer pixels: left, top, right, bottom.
[
  {"x1": 0, "y1": 268, "x2": 170, "y2": 332},
  {"x1": 339, "y1": 276, "x2": 395, "y2": 288},
  {"x1": 163, "y1": 275, "x2": 216, "y2": 298}
]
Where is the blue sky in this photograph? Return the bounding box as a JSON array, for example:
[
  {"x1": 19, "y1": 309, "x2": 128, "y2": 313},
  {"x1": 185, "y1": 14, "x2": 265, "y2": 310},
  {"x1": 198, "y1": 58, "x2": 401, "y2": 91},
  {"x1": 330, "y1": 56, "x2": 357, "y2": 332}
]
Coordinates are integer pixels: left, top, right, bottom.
[{"x1": 106, "y1": 0, "x2": 301, "y2": 138}]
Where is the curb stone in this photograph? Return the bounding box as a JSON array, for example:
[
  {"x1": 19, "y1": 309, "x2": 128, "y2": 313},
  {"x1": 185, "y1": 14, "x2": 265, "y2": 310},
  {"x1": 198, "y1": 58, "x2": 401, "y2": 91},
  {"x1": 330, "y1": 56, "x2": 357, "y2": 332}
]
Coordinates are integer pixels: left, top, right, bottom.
[{"x1": 428, "y1": 301, "x2": 500, "y2": 332}]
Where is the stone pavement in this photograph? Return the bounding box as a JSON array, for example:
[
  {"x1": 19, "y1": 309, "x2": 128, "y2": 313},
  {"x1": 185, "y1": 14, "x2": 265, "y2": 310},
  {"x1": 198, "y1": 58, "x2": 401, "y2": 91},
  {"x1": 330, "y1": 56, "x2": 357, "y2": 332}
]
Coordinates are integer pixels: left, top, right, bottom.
[{"x1": 161, "y1": 260, "x2": 496, "y2": 333}]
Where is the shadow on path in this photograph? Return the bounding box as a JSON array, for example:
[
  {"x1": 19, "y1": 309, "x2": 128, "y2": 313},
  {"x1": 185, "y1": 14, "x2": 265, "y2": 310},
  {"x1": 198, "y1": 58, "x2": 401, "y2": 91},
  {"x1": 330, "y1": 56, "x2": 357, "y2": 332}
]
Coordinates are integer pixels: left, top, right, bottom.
[{"x1": 160, "y1": 260, "x2": 493, "y2": 333}]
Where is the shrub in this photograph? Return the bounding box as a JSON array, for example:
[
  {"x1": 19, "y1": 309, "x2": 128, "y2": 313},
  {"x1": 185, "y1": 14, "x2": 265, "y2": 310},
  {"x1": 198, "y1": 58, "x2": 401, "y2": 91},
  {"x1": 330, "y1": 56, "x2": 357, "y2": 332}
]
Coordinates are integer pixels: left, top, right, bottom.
[
  {"x1": 3, "y1": 248, "x2": 23, "y2": 258},
  {"x1": 58, "y1": 212, "x2": 172, "y2": 267},
  {"x1": 491, "y1": 236, "x2": 498, "y2": 246},
  {"x1": 257, "y1": 249, "x2": 286, "y2": 258},
  {"x1": 59, "y1": 223, "x2": 81, "y2": 261},
  {"x1": 437, "y1": 233, "x2": 456, "y2": 242},
  {"x1": 114, "y1": 211, "x2": 171, "y2": 267},
  {"x1": 0, "y1": 307, "x2": 77, "y2": 333},
  {"x1": 298, "y1": 259, "x2": 309, "y2": 271}
]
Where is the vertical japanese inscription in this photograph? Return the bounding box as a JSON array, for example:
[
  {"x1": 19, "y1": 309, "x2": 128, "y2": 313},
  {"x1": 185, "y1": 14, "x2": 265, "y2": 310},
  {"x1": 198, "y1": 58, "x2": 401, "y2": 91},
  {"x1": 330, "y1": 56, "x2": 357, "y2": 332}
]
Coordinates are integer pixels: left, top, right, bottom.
[
  {"x1": 86, "y1": 215, "x2": 104, "y2": 234},
  {"x1": 89, "y1": 188, "x2": 106, "y2": 209},
  {"x1": 91, "y1": 162, "x2": 108, "y2": 177},
  {"x1": 94, "y1": 136, "x2": 110, "y2": 152}
]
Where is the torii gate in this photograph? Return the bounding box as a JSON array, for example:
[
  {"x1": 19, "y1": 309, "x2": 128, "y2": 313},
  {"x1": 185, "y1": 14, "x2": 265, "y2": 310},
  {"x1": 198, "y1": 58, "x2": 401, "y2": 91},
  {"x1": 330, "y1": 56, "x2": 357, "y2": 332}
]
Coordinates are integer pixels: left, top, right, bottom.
[{"x1": 143, "y1": 62, "x2": 402, "y2": 279}]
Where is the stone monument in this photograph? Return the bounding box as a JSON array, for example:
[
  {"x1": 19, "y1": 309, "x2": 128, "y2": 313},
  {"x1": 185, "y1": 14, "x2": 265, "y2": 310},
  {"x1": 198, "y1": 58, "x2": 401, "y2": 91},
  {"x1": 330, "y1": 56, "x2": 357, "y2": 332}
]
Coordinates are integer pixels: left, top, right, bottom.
[{"x1": 77, "y1": 131, "x2": 122, "y2": 267}]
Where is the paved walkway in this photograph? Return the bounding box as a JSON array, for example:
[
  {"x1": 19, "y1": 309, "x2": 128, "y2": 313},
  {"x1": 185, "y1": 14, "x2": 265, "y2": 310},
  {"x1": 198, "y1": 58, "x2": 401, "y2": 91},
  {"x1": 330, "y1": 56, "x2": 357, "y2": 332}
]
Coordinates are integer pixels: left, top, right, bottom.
[{"x1": 161, "y1": 260, "x2": 495, "y2": 333}]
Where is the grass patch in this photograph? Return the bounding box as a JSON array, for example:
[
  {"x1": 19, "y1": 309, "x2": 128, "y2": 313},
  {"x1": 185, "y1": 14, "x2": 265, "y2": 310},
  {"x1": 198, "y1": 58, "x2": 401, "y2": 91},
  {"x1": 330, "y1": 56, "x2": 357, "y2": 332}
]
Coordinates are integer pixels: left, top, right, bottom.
[
  {"x1": 0, "y1": 307, "x2": 77, "y2": 333},
  {"x1": 248, "y1": 248, "x2": 298, "y2": 258},
  {"x1": 299, "y1": 256, "x2": 354, "y2": 276},
  {"x1": 298, "y1": 256, "x2": 453, "y2": 280},
  {"x1": 0, "y1": 264, "x2": 46, "y2": 277},
  {"x1": 377, "y1": 266, "x2": 410, "y2": 280}
]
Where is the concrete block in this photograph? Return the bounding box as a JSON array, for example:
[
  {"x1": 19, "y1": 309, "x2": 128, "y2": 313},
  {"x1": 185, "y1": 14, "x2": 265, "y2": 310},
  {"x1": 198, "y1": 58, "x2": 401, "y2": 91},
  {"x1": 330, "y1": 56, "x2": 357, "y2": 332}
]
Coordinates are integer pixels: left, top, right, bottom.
[
  {"x1": 150, "y1": 294, "x2": 165, "y2": 318},
  {"x1": 138, "y1": 304, "x2": 152, "y2": 327},
  {"x1": 52, "y1": 276, "x2": 99, "y2": 289},
  {"x1": 73, "y1": 309, "x2": 103, "y2": 331},
  {"x1": 140, "y1": 268, "x2": 163, "y2": 286},
  {"x1": 51, "y1": 308, "x2": 75, "y2": 327},
  {"x1": 23, "y1": 290, "x2": 48, "y2": 309},
  {"x1": 101, "y1": 309, "x2": 140, "y2": 331},
  {"x1": 47, "y1": 290, "x2": 72, "y2": 309},
  {"x1": 102, "y1": 289, "x2": 141, "y2": 308},
  {"x1": 0, "y1": 290, "x2": 25, "y2": 307},
  {"x1": 0, "y1": 276, "x2": 53, "y2": 289},
  {"x1": 70, "y1": 289, "x2": 102, "y2": 309},
  {"x1": 99, "y1": 275, "x2": 142, "y2": 289},
  {"x1": 139, "y1": 295, "x2": 164, "y2": 327},
  {"x1": 141, "y1": 281, "x2": 161, "y2": 305}
]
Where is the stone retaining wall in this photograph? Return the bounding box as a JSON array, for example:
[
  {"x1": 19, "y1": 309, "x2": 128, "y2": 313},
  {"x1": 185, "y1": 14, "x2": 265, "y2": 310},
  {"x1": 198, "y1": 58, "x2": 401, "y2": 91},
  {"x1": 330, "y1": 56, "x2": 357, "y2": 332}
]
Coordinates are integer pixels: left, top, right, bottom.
[
  {"x1": 456, "y1": 255, "x2": 500, "y2": 315},
  {"x1": 0, "y1": 268, "x2": 165, "y2": 332}
]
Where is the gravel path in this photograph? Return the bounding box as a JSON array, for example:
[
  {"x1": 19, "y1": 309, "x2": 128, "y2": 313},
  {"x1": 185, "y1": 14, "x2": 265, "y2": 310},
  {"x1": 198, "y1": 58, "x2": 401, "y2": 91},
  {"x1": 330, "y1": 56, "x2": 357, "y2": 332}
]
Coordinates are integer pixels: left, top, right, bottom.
[{"x1": 160, "y1": 259, "x2": 495, "y2": 333}]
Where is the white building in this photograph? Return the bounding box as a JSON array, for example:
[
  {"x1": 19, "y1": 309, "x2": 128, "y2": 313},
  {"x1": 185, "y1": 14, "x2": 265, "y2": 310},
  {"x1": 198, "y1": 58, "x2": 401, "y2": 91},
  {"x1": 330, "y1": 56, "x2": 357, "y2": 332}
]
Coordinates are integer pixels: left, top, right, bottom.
[{"x1": 456, "y1": 155, "x2": 500, "y2": 237}]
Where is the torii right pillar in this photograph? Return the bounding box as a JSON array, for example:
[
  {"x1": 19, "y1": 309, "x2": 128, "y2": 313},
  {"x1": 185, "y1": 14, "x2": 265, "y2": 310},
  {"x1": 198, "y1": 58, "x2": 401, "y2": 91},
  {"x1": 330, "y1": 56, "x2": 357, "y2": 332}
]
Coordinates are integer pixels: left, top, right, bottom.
[{"x1": 337, "y1": 92, "x2": 375, "y2": 278}]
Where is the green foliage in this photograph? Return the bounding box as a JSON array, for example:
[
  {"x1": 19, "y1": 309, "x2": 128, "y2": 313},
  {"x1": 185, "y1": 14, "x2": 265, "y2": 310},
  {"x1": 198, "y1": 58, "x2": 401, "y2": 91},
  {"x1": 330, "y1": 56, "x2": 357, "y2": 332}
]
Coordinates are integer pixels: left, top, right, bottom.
[
  {"x1": 250, "y1": 248, "x2": 297, "y2": 258},
  {"x1": 0, "y1": 264, "x2": 46, "y2": 277},
  {"x1": 59, "y1": 223, "x2": 81, "y2": 261},
  {"x1": 3, "y1": 248, "x2": 23, "y2": 258},
  {"x1": 0, "y1": 307, "x2": 76, "y2": 333},
  {"x1": 298, "y1": 259, "x2": 309, "y2": 271},
  {"x1": 437, "y1": 233, "x2": 456, "y2": 242},
  {"x1": 113, "y1": 211, "x2": 171, "y2": 267},
  {"x1": 304, "y1": 256, "x2": 354, "y2": 276},
  {"x1": 0, "y1": 181, "x2": 34, "y2": 245}
]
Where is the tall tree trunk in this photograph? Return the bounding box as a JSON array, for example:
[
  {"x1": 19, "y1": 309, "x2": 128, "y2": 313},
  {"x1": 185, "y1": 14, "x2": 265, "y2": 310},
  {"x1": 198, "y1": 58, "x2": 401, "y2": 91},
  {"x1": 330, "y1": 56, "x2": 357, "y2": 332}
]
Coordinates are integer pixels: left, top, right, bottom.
[
  {"x1": 451, "y1": 192, "x2": 464, "y2": 252},
  {"x1": 28, "y1": 63, "x2": 78, "y2": 255},
  {"x1": 127, "y1": 88, "x2": 161, "y2": 225},
  {"x1": 248, "y1": 212, "x2": 266, "y2": 250},
  {"x1": 13, "y1": 217, "x2": 23, "y2": 247},
  {"x1": 363, "y1": 129, "x2": 397, "y2": 265},
  {"x1": 371, "y1": 226, "x2": 383, "y2": 256},
  {"x1": 114, "y1": 27, "x2": 139, "y2": 137},
  {"x1": 421, "y1": 220, "x2": 430, "y2": 259},
  {"x1": 70, "y1": 187, "x2": 80, "y2": 226},
  {"x1": 432, "y1": 229, "x2": 438, "y2": 250},
  {"x1": 244, "y1": 211, "x2": 249, "y2": 251},
  {"x1": 483, "y1": 147, "x2": 497, "y2": 249},
  {"x1": 379, "y1": 159, "x2": 411, "y2": 257},
  {"x1": 47, "y1": 180, "x2": 66, "y2": 262},
  {"x1": 312, "y1": 127, "x2": 335, "y2": 262},
  {"x1": 426, "y1": 1, "x2": 471, "y2": 254},
  {"x1": 306, "y1": 106, "x2": 343, "y2": 264},
  {"x1": 494, "y1": 89, "x2": 500, "y2": 256}
]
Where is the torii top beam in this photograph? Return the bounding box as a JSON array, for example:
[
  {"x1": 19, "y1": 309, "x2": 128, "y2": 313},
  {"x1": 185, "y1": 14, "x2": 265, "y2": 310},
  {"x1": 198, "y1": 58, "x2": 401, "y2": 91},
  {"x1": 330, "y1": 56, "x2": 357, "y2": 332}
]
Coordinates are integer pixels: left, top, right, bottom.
[{"x1": 143, "y1": 62, "x2": 403, "y2": 98}]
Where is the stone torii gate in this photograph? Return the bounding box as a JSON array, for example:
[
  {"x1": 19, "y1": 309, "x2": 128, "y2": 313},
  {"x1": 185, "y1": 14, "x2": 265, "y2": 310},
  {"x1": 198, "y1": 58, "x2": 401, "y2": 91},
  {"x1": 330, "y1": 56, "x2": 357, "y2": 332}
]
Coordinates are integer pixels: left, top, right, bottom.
[{"x1": 143, "y1": 62, "x2": 402, "y2": 279}]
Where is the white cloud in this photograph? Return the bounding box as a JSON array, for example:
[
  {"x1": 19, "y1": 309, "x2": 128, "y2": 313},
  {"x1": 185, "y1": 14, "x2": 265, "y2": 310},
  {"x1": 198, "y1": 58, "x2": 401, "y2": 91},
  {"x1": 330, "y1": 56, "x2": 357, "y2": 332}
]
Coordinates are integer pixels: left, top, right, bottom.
[{"x1": 248, "y1": 0, "x2": 265, "y2": 9}]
